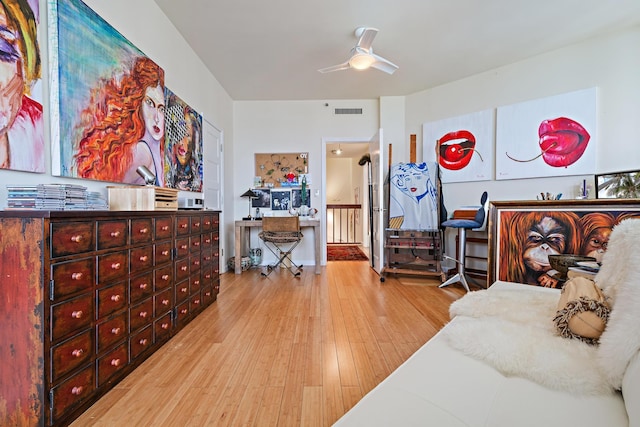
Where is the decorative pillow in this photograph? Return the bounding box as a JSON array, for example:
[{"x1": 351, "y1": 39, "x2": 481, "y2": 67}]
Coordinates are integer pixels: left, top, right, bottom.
[{"x1": 553, "y1": 276, "x2": 610, "y2": 345}]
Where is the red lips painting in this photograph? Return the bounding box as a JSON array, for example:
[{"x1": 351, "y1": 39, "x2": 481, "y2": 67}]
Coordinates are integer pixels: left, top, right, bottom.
[{"x1": 506, "y1": 117, "x2": 591, "y2": 167}]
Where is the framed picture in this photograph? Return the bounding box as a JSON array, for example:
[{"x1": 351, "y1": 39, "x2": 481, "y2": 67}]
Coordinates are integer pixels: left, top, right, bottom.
[
  {"x1": 251, "y1": 189, "x2": 271, "y2": 208},
  {"x1": 595, "y1": 170, "x2": 640, "y2": 199},
  {"x1": 487, "y1": 199, "x2": 640, "y2": 287},
  {"x1": 271, "y1": 190, "x2": 291, "y2": 211}
]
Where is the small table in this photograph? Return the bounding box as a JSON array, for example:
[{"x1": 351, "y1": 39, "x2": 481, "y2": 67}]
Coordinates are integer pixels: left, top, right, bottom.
[{"x1": 234, "y1": 218, "x2": 321, "y2": 274}]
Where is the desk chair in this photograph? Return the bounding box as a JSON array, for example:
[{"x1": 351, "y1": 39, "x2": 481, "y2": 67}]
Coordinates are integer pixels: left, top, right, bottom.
[
  {"x1": 259, "y1": 216, "x2": 304, "y2": 277},
  {"x1": 440, "y1": 191, "x2": 488, "y2": 292}
]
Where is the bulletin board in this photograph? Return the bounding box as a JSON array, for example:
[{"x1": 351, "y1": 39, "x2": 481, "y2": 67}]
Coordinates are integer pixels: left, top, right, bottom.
[{"x1": 255, "y1": 152, "x2": 309, "y2": 187}]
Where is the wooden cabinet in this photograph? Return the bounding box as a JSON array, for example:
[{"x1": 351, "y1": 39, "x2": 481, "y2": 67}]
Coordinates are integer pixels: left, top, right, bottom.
[
  {"x1": 0, "y1": 210, "x2": 220, "y2": 426},
  {"x1": 381, "y1": 228, "x2": 446, "y2": 282}
]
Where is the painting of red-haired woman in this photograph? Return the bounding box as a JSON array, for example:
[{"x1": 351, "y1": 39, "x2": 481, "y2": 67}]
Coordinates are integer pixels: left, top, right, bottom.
[
  {"x1": 49, "y1": 0, "x2": 166, "y2": 185},
  {"x1": 498, "y1": 211, "x2": 581, "y2": 286},
  {"x1": 74, "y1": 57, "x2": 165, "y2": 185}
]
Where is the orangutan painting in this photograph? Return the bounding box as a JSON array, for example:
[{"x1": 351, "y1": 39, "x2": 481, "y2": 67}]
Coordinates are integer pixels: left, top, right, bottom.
[{"x1": 496, "y1": 209, "x2": 640, "y2": 288}]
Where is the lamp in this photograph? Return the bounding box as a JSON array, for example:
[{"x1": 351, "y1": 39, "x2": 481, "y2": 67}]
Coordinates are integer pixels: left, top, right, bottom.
[
  {"x1": 136, "y1": 165, "x2": 156, "y2": 186},
  {"x1": 349, "y1": 52, "x2": 375, "y2": 70},
  {"x1": 241, "y1": 189, "x2": 259, "y2": 220},
  {"x1": 331, "y1": 145, "x2": 343, "y2": 155}
]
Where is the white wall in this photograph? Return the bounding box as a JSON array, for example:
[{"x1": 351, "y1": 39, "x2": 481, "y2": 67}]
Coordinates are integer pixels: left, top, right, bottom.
[
  {"x1": 0, "y1": 0, "x2": 234, "y2": 262},
  {"x1": 404, "y1": 25, "x2": 640, "y2": 259},
  {"x1": 234, "y1": 100, "x2": 378, "y2": 265}
]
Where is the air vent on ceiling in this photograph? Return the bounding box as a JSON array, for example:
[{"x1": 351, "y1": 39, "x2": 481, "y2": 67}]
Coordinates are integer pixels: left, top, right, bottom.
[{"x1": 334, "y1": 108, "x2": 363, "y2": 115}]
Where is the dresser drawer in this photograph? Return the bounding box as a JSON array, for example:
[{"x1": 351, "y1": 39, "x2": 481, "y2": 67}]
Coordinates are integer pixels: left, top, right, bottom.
[
  {"x1": 129, "y1": 297, "x2": 153, "y2": 332},
  {"x1": 175, "y1": 279, "x2": 190, "y2": 304},
  {"x1": 201, "y1": 232, "x2": 213, "y2": 250},
  {"x1": 154, "y1": 288, "x2": 173, "y2": 317},
  {"x1": 97, "y1": 251, "x2": 128, "y2": 284},
  {"x1": 97, "y1": 342, "x2": 128, "y2": 387},
  {"x1": 50, "y1": 294, "x2": 93, "y2": 342},
  {"x1": 154, "y1": 312, "x2": 172, "y2": 343},
  {"x1": 50, "y1": 329, "x2": 93, "y2": 383},
  {"x1": 50, "y1": 364, "x2": 95, "y2": 424},
  {"x1": 130, "y1": 245, "x2": 153, "y2": 271},
  {"x1": 154, "y1": 265, "x2": 173, "y2": 291},
  {"x1": 154, "y1": 217, "x2": 173, "y2": 240},
  {"x1": 190, "y1": 273, "x2": 202, "y2": 294},
  {"x1": 190, "y1": 253, "x2": 202, "y2": 274},
  {"x1": 201, "y1": 247, "x2": 213, "y2": 266},
  {"x1": 175, "y1": 300, "x2": 190, "y2": 326},
  {"x1": 50, "y1": 258, "x2": 94, "y2": 301},
  {"x1": 190, "y1": 292, "x2": 202, "y2": 313},
  {"x1": 175, "y1": 258, "x2": 190, "y2": 282},
  {"x1": 96, "y1": 311, "x2": 127, "y2": 354},
  {"x1": 131, "y1": 218, "x2": 153, "y2": 245},
  {"x1": 96, "y1": 281, "x2": 127, "y2": 318},
  {"x1": 175, "y1": 237, "x2": 190, "y2": 259},
  {"x1": 154, "y1": 241, "x2": 172, "y2": 266},
  {"x1": 201, "y1": 214, "x2": 213, "y2": 231},
  {"x1": 190, "y1": 234, "x2": 202, "y2": 252},
  {"x1": 97, "y1": 220, "x2": 128, "y2": 250},
  {"x1": 202, "y1": 285, "x2": 215, "y2": 305},
  {"x1": 176, "y1": 216, "x2": 190, "y2": 236},
  {"x1": 50, "y1": 221, "x2": 95, "y2": 258},
  {"x1": 190, "y1": 216, "x2": 202, "y2": 234},
  {"x1": 130, "y1": 325, "x2": 153, "y2": 360},
  {"x1": 130, "y1": 271, "x2": 154, "y2": 303},
  {"x1": 202, "y1": 265, "x2": 214, "y2": 287}
]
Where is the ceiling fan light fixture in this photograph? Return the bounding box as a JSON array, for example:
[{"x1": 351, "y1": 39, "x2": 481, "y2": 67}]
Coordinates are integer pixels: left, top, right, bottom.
[{"x1": 349, "y1": 52, "x2": 375, "y2": 70}]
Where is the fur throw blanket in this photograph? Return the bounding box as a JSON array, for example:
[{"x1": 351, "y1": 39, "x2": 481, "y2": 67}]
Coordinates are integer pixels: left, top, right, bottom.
[{"x1": 443, "y1": 218, "x2": 640, "y2": 396}]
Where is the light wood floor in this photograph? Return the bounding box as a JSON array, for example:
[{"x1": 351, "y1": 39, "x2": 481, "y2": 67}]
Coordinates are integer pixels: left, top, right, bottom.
[{"x1": 71, "y1": 261, "x2": 465, "y2": 426}]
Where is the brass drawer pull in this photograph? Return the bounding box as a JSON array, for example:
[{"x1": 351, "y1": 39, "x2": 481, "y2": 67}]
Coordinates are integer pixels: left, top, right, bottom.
[
  {"x1": 111, "y1": 327, "x2": 121, "y2": 335},
  {"x1": 71, "y1": 386, "x2": 83, "y2": 395},
  {"x1": 110, "y1": 231, "x2": 120, "y2": 237},
  {"x1": 139, "y1": 283, "x2": 148, "y2": 290},
  {"x1": 139, "y1": 255, "x2": 148, "y2": 262},
  {"x1": 139, "y1": 338, "x2": 148, "y2": 345},
  {"x1": 71, "y1": 349, "x2": 84, "y2": 357},
  {"x1": 71, "y1": 310, "x2": 83, "y2": 319},
  {"x1": 70, "y1": 235, "x2": 83, "y2": 243},
  {"x1": 180, "y1": 287, "x2": 187, "y2": 293},
  {"x1": 161, "y1": 250, "x2": 169, "y2": 256},
  {"x1": 161, "y1": 225, "x2": 169, "y2": 231},
  {"x1": 181, "y1": 266, "x2": 187, "y2": 272},
  {"x1": 111, "y1": 262, "x2": 121, "y2": 270},
  {"x1": 161, "y1": 322, "x2": 170, "y2": 330},
  {"x1": 138, "y1": 228, "x2": 149, "y2": 234},
  {"x1": 139, "y1": 311, "x2": 148, "y2": 318},
  {"x1": 161, "y1": 274, "x2": 170, "y2": 281},
  {"x1": 111, "y1": 294, "x2": 122, "y2": 302},
  {"x1": 180, "y1": 308, "x2": 188, "y2": 314},
  {"x1": 71, "y1": 272, "x2": 83, "y2": 280},
  {"x1": 111, "y1": 358, "x2": 121, "y2": 367},
  {"x1": 161, "y1": 299, "x2": 170, "y2": 306}
]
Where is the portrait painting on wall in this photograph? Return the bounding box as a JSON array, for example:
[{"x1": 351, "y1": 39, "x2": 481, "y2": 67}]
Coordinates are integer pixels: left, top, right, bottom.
[
  {"x1": 495, "y1": 88, "x2": 596, "y2": 180},
  {"x1": 0, "y1": 0, "x2": 45, "y2": 173},
  {"x1": 48, "y1": 0, "x2": 166, "y2": 185},
  {"x1": 164, "y1": 88, "x2": 203, "y2": 192},
  {"x1": 388, "y1": 162, "x2": 439, "y2": 230},
  {"x1": 488, "y1": 200, "x2": 640, "y2": 288},
  {"x1": 271, "y1": 190, "x2": 290, "y2": 211},
  {"x1": 423, "y1": 109, "x2": 494, "y2": 183}
]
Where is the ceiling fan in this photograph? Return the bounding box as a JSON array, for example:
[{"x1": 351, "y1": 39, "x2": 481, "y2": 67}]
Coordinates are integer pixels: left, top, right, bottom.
[{"x1": 318, "y1": 27, "x2": 399, "y2": 75}]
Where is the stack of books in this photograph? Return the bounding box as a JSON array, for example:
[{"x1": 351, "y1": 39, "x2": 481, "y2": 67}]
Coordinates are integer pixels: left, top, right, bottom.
[{"x1": 6, "y1": 184, "x2": 91, "y2": 210}]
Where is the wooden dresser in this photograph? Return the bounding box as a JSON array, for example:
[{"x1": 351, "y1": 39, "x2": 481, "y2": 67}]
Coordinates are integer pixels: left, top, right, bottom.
[{"x1": 0, "y1": 210, "x2": 220, "y2": 426}]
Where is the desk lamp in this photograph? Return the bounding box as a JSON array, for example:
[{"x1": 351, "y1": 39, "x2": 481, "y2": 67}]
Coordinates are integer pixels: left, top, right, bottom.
[{"x1": 241, "y1": 189, "x2": 259, "y2": 220}]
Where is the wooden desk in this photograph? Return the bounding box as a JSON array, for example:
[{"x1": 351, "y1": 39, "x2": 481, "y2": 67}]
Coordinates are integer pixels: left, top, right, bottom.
[{"x1": 234, "y1": 218, "x2": 321, "y2": 274}]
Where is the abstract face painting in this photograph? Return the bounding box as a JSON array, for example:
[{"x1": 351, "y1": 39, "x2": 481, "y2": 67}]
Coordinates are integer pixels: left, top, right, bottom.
[{"x1": 0, "y1": 0, "x2": 44, "y2": 173}]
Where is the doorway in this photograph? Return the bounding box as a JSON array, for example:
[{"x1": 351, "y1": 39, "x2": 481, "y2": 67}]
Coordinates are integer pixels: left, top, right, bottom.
[{"x1": 322, "y1": 139, "x2": 370, "y2": 263}]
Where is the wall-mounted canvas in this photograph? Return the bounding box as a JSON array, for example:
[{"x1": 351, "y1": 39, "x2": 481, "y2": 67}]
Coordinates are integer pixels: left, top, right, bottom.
[
  {"x1": 423, "y1": 109, "x2": 494, "y2": 183},
  {"x1": 0, "y1": 0, "x2": 45, "y2": 173},
  {"x1": 48, "y1": 0, "x2": 166, "y2": 185},
  {"x1": 251, "y1": 188, "x2": 271, "y2": 208},
  {"x1": 495, "y1": 88, "x2": 596, "y2": 180},
  {"x1": 488, "y1": 200, "x2": 640, "y2": 288},
  {"x1": 164, "y1": 88, "x2": 203, "y2": 192}
]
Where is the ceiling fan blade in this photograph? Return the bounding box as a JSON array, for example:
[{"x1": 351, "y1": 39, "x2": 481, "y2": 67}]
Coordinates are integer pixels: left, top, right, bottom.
[
  {"x1": 356, "y1": 27, "x2": 378, "y2": 51},
  {"x1": 370, "y1": 53, "x2": 399, "y2": 75},
  {"x1": 318, "y1": 61, "x2": 351, "y2": 73}
]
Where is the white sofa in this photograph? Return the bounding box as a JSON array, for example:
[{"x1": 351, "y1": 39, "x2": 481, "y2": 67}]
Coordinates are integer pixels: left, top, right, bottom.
[{"x1": 335, "y1": 218, "x2": 640, "y2": 427}]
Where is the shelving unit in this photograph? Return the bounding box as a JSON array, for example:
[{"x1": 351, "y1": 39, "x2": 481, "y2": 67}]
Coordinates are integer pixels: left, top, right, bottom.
[{"x1": 381, "y1": 228, "x2": 446, "y2": 282}]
